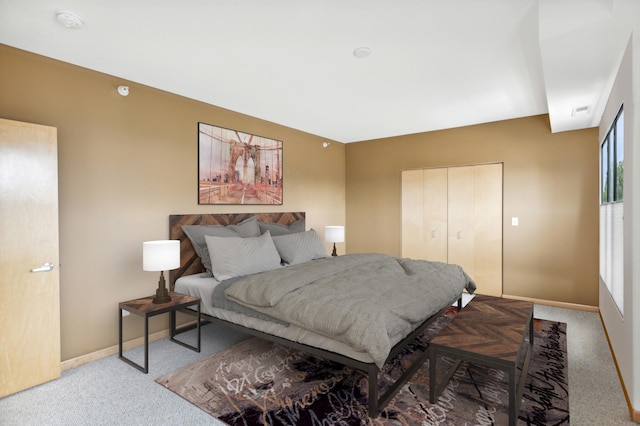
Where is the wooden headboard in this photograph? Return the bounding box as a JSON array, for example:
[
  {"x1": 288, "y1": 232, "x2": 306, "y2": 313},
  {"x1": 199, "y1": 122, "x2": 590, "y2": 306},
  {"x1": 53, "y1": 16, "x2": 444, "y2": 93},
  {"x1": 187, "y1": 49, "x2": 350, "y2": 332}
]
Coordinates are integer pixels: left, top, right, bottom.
[{"x1": 168, "y1": 212, "x2": 305, "y2": 290}]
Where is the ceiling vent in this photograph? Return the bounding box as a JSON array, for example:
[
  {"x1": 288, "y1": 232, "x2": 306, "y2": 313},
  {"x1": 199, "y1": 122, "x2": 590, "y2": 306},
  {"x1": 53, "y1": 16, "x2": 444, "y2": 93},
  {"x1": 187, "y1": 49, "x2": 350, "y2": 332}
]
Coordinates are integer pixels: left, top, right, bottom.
[{"x1": 571, "y1": 105, "x2": 591, "y2": 117}]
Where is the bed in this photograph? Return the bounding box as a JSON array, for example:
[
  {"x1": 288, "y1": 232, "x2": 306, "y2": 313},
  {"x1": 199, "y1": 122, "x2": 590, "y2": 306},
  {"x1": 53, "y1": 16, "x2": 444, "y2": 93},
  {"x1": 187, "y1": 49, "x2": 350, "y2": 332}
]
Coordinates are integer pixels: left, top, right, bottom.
[{"x1": 168, "y1": 212, "x2": 476, "y2": 417}]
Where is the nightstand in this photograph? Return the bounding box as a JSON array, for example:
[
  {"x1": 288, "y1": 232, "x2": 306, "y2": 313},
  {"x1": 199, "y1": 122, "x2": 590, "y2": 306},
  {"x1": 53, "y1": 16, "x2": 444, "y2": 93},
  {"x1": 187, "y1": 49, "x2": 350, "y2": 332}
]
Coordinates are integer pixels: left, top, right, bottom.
[{"x1": 119, "y1": 292, "x2": 200, "y2": 373}]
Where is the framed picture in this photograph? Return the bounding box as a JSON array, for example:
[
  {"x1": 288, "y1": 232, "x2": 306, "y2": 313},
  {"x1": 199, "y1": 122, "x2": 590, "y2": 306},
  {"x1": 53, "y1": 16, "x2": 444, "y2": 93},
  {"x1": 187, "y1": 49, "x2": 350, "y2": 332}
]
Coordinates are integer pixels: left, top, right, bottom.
[{"x1": 198, "y1": 122, "x2": 283, "y2": 205}]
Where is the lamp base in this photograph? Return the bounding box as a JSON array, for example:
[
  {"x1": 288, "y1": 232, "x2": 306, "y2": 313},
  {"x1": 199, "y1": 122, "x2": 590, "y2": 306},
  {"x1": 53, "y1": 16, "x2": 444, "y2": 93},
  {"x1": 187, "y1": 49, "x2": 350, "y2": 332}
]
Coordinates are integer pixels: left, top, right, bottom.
[
  {"x1": 152, "y1": 271, "x2": 172, "y2": 304},
  {"x1": 152, "y1": 287, "x2": 171, "y2": 304},
  {"x1": 331, "y1": 243, "x2": 338, "y2": 257}
]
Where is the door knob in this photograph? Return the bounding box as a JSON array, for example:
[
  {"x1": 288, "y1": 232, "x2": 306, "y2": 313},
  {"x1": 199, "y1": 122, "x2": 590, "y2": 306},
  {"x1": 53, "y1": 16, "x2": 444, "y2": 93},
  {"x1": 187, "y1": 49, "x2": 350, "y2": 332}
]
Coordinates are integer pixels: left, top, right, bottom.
[{"x1": 31, "y1": 262, "x2": 54, "y2": 273}]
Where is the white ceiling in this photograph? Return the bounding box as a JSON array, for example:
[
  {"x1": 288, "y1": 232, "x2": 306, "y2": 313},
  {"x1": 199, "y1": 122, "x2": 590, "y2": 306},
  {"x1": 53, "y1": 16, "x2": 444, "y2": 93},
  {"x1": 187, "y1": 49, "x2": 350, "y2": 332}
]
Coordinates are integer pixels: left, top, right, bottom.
[{"x1": 0, "y1": 0, "x2": 637, "y2": 143}]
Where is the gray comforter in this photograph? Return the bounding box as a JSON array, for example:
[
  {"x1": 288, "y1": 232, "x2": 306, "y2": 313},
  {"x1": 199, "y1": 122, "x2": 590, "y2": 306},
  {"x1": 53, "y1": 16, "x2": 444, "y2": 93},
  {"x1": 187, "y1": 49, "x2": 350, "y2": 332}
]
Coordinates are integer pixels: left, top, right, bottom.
[{"x1": 224, "y1": 253, "x2": 476, "y2": 368}]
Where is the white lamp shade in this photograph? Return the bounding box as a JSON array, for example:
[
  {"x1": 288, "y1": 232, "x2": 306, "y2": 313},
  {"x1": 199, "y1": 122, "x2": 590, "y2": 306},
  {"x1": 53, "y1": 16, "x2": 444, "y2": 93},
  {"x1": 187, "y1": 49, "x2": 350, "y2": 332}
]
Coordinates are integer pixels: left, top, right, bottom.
[
  {"x1": 325, "y1": 226, "x2": 345, "y2": 243},
  {"x1": 143, "y1": 240, "x2": 180, "y2": 271}
]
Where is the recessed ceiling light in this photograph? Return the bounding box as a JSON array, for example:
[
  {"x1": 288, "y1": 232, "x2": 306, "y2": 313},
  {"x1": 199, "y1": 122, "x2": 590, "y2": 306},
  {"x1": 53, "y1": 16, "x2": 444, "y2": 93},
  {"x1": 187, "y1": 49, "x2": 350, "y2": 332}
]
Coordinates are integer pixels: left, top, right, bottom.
[
  {"x1": 56, "y1": 11, "x2": 84, "y2": 29},
  {"x1": 353, "y1": 47, "x2": 372, "y2": 59}
]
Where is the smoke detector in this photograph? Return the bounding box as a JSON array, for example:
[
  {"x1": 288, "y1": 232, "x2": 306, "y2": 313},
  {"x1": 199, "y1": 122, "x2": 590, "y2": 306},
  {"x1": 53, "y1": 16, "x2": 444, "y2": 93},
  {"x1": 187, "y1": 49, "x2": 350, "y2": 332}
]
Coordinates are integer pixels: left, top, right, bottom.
[
  {"x1": 56, "y1": 11, "x2": 84, "y2": 29},
  {"x1": 353, "y1": 47, "x2": 372, "y2": 59}
]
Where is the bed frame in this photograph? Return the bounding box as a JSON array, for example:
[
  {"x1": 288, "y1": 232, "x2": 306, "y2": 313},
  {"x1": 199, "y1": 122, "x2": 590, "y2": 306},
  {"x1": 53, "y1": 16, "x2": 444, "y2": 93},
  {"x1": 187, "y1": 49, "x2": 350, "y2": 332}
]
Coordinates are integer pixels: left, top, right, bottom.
[{"x1": 168, "y1": 212, "x2": 461, "y2": 418}]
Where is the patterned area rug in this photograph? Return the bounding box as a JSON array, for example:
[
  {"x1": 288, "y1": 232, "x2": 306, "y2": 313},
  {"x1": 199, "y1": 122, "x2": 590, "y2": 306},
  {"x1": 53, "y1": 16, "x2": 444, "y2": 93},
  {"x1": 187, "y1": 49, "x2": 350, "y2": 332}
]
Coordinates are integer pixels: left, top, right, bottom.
[{"x1": 157, "y1": 308, "x2": 569, "y2": 425}]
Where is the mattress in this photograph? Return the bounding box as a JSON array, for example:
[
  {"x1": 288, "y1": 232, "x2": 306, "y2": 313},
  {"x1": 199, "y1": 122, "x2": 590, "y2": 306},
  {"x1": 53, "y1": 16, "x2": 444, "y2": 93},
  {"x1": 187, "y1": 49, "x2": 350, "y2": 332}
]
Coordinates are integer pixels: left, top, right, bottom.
[{"x1": 175, "y1": 273, "x2": 375, "y2": 364}]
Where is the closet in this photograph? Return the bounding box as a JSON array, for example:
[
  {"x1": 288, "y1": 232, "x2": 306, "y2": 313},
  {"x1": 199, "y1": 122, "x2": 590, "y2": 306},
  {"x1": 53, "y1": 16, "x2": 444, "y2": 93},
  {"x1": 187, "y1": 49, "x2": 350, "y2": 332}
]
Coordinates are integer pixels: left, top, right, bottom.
[{"x1": 401, "y1": 163, "x2": 502, "y2": 296}]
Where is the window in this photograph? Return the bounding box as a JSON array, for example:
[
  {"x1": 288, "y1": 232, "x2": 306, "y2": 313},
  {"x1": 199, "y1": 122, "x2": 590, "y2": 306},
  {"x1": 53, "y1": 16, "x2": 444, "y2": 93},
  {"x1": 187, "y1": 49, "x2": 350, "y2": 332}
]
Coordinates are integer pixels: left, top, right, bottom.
[
  {"x1": 599, "y1": 106, "x2": 624, "y2": 314},
  {"x1": 601, "y1": 108, "x2": 624, "y2": 203},
  {"x1": 601, "y1": 134, "x2": 609, "y2": 203},
  {"x1": 615, "y1": 112, "x2": 624, "y2": 200}
]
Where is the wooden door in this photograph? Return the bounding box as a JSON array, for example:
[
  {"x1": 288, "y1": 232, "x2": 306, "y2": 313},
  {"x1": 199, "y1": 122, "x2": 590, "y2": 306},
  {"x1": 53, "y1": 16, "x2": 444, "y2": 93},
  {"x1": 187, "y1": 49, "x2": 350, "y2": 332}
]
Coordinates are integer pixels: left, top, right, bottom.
[
  {"x1": 448, "y1": 164, "x2": 502, "y2": 296},
  {"x1": 402, "y1": 164, "x2": 502, "y2": 296},
  {"x1": 0, "y1": 118, "x2": 60, "y2": 397},
  {"x1": 401, "y1": 169, "x2": 424, "y2": 259},
  {"x1": 402, "y1": 168, "x2": 448, "y2": 262},
  {"x1": 422, "y1": 168, "x2": 448, "y2": 262},
  {"x1": 472, "y1": 163, "x2": 503, "y2": 296},
  {"x1": 447, "y1": 166, "x2": 476, "y2": 278}
]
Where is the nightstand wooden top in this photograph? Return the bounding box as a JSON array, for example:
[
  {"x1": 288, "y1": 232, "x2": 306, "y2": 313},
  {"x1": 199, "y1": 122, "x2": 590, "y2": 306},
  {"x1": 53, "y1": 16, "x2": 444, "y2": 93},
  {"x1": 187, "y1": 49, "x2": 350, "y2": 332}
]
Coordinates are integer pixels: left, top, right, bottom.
[{"x1": 119, "y1": 292, "x2": 199, "y2": 315}]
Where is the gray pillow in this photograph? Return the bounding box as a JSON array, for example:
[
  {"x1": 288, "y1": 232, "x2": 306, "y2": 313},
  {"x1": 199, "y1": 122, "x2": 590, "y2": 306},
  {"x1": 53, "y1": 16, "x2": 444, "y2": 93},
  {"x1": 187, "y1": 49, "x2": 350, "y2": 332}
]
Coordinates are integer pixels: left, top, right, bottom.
[
  {"x1": 272, "y1": 229, "x2": 329, "y2": 265},
  {"x1": 182, "y1": 216, "x2": 260, "y2": 275},
  {"x1": 258, "y1": 219, "x2": 305, "y2": 236},
  {"x1": 205, "y1": 231, "x2": 281, "y2": 281}
]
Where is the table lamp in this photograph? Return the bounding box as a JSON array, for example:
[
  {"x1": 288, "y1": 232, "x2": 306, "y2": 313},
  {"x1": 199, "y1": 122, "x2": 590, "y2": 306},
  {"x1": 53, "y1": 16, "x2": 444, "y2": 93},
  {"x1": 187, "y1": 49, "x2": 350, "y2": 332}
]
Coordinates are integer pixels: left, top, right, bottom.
[
  {"x1": 143, "y1": 240, "x2": 180, "y2": 304},
  {"x1": 325, "y1": 226, "x2": 345, "y2": 256}
]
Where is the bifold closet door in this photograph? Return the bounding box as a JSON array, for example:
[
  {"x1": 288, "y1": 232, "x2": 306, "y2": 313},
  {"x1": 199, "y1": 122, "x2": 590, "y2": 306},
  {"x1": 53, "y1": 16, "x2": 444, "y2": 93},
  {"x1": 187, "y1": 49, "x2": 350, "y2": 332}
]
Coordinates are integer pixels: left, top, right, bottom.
[
  {"x1": 473, "y1": 164, "x2": 503, "y2": 296},
  {"x1": 447, "y1": 166, "x2": 475, "y2": 277},
  {"x1": 422, "y1": 168, "x2": 448, "y2": 262},
  {"x1": 401, "y1": 169, "x2": 425, "y2": 259},
  {"x1": 401, "y1": 168, "x2": 447, "y2": 262},
  {"x1": 448, "y1": 164, "x2": 502, "y2": 296},
  {"x1": 402, "y1": 163, "x2": 502, "y2": 297}
]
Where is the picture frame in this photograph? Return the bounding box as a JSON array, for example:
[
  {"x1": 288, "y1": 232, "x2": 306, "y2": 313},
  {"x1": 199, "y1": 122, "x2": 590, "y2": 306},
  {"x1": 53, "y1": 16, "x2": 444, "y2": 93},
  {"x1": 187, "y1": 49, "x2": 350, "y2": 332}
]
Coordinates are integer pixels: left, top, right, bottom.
[{"x1": 198, "y1": 122, "x2": 283, "y2": 205}]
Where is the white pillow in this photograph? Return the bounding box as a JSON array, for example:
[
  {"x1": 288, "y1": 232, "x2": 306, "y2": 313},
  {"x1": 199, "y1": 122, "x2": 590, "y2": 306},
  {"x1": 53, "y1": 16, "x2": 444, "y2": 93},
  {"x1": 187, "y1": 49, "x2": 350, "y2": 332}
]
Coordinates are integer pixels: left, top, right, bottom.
[
  {"x1": 205, "y1": 231, "x2": 281, "y2": 281},
  {"x1": 272, "y1": 229, "x2": 329, "y2": 265}
]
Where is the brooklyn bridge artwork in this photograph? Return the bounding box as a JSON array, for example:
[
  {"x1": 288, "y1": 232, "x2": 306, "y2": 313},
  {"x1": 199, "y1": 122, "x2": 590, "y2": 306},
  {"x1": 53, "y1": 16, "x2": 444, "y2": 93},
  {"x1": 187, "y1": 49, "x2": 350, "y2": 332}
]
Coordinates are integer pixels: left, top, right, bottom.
[{"x1": 198, "y1": 122, "x2": 283, "y2": 205}]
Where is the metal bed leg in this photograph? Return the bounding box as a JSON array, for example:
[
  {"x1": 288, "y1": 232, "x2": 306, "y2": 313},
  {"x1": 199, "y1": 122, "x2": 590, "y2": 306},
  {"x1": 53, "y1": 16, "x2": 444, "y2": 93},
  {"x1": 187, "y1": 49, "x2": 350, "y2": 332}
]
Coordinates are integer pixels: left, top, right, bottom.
[
  {"x1": 368, "y1": 365, "x2": 379, "y2": 417},
  {"x1": 508, "y1": 366, "x2": 516, "y2": 426},
  {"x1": 203, "y1": 300, "x2": 458, "y2": 419}
]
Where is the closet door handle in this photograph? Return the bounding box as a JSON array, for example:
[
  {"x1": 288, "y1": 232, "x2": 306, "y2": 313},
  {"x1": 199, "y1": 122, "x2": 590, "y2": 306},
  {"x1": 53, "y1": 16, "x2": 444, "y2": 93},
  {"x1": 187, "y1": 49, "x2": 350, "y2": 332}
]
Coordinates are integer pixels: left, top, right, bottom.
[
  {"x1": 31, "y1": 262, "x2": 54, "y2": 273},
  {"x1": 457, "y1": 231, "x2": 462, "y2": 239}
]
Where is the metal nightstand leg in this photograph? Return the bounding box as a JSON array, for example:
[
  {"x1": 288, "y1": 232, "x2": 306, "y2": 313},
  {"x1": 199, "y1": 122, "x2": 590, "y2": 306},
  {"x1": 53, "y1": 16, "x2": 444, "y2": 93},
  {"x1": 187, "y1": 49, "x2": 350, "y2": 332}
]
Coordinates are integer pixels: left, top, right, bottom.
[
  {"x1": 170, "y1": 302, "x2": 201, "y2": 352},
  {"x1": 118, "y1": 308, "x2": 149, "y2": 374},
  {"x1": 119, "y1": 296, "x2": 201, "y2": 373}
]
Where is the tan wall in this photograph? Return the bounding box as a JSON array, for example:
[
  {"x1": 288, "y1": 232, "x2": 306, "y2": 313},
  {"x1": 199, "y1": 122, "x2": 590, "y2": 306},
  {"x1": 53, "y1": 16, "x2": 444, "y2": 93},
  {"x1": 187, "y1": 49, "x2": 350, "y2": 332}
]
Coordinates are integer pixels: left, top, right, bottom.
[
  {"x1": 0, "y1": 42, "x2": 600, "y2": 361},
  {"x1": 345, "y1": 115, "x2": 599, "y2": 306},
  {"x1": 0, "y1": 45, "x2": 345, "y2": 361}
]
